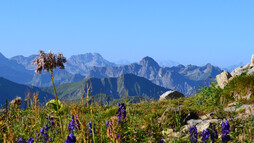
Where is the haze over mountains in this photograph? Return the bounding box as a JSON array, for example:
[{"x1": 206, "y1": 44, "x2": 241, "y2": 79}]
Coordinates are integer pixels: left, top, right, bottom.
[{"x1": 0, "y1": 52, "x2": 222, "y2": 98}]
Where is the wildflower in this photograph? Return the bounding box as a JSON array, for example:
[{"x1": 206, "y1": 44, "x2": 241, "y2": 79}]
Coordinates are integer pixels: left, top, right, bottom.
[
  {"x1": 45, "y1": 125, "x2": 50, "y2": 132},
  {"x1": 189, "y1": 126, "x2": 197, "y2": 143},
  {"x1": 33, "y1": 50, "x2": 66, "y2": 74},
  {"x1": 40, "y1": 127, "x2": 50, "y2": 142},
  {"x1": 117, "y1": 103, "x2": 126, "y2": 123},
  {"x1": 210, "y1": 125, "x2": 218, "y2": 143},
  {"x1": 47, "y1": 116, "x2": 55, "y2": 126},
  {"x1": 16, "y1": 137, "x2": 26, "y2": 143},
  {"x1": 221, "y1": 120, "x2": 230, "y2": 142},
  {"x1": 68, "y1": 115, "x2": 78, "y2": 132},
  {"x1": 88, "y1": 121, "x2": 95, "y2": 135},
  {"x1": 106, "y1": 121, "x2": 109, "y2": 127},
  {"x1": 28, "y1": 137, "x2": 34, "y2": 143},
  {"x1": 40, "y1": 128, "x2": 45, "y2": 135},
  {"x1": 65, "y1": 133, "x2": 76, "y2": 143},
  {"x1": 9, "y1": 96, "x2": 22, "y2": 108},
  {"x1": 201, "y1": 129, "x2": 209, "y2": 142},
  {"x1": 158, "y1": 137, "x2": 165, "y2": 143}
]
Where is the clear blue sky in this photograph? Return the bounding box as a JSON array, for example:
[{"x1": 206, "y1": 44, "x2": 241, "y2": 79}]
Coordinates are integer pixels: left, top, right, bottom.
[{"x1": 0, "y1": 0, "x2": 253, "y2": 67}]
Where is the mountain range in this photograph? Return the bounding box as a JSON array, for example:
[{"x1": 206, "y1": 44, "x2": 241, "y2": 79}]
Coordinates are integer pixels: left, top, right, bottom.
[
  {"x1": 83, "y1": 57, "x2": 222, "y2": 96},
  {"x1": 42, "y1": 74, "x2": 175, "y2": 104},
  {"x1": 0, "y1": 77, "x2": 54, "y2": 108},
  {"x1": 0, "y1": 52, "x2": 222, "y2": 97}
]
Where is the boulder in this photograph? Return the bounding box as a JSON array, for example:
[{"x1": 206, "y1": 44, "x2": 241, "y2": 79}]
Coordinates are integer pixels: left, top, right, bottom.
[
  {"x1": 247, "y1": 67, "x2": 254, "y2": 75},
  {"x1": 250, "y1": 54, "x2": 254, "y2": 68},
  {"x1": 216, "y1": 71, "x2": 232, "y2": 89},
  {"x1": 186, "y1": 119, "x2": 221, "y2": 133},
  {"x1": 231, "y1": 63, "x2": 250, "y2": 77},
  {"x1": 159, "y1": 90, "x2": 184, "y2": 100}
]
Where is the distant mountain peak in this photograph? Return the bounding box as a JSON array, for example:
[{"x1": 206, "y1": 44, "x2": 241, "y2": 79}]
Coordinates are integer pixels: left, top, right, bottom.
[
  {"x1": 139, "y1": 56, "x2": 160, "y2": 69},
  {"x1": 0, "y1": 52, "x2": 7, "y2": 60}
]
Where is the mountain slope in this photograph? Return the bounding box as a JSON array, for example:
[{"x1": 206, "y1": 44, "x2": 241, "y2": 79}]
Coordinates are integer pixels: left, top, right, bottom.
[
  {"x1": 0, "y1": 77, "x2": 54, "y2": 107},
  {"x1": 42, "y1": 74, "x2": 174, "y2": 102},
  {"x1": 0, "y1": 52, "x2": 33, "y2": 84},
  {"x1": 11, "y1": 55, "x2": 37, "y2": 70},
  {"x1": 65, "y1": 53, "x2": 116, "y2": 75},
  {"x1": 84, "y1": 57, "x2": 222, "y2": 96},
  {"x1": 28, "y1": 69, "x2": 85, "y2": 87}
]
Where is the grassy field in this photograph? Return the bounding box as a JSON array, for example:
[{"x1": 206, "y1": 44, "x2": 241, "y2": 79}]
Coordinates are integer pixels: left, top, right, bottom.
[{"x1": 0, "y1": 73, "x2": 254, "y2": 143}]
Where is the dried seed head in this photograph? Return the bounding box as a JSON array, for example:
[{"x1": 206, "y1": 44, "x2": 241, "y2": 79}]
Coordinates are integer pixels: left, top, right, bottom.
[
  {"x1": 10, "y1": 97, "x2": 22, "y2": 108},
  {"x1": 33, "y1": 50, "x2": 67, "y2": 74}
]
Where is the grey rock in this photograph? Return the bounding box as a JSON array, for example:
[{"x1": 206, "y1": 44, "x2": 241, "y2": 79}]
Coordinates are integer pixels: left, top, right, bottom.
[
  {"x1": 250, "y1": 54, "x2": 254, "y2": 68},
  {"x1": 187, "y1": 119, "x2": 221, "y2": 132},
  {"x1": 247, "y1": 67, "x2": 254, "y2": 75},
  {"x1": 216, "y1": 71, "x2": 232, "y2": 89},
  {"x1": 159, "y1": 90, "x2": 184, "y2": 100},
  {"x1": 231, "y1": 63, "x2": 250, "y2": 77},
  {"x1": 187, "y1": 119, "x2": 203, "y2": 127},
  {"x1": 224, "y1": 104, "x2": 254, "y2": 113}
]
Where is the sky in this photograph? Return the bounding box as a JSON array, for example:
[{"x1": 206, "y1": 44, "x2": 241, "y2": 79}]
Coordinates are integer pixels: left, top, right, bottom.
[{"x1": 0, "y1": 0, "x2": 253, "y2": 67}]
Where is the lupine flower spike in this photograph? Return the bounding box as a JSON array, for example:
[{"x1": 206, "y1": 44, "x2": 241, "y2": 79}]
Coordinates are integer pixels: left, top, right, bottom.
[
  {"x1": 117, "y1": 103, "x2": 126, "y2": 123},
  {"x1": 221, "y1": 120, "x2": 230, "y2": 142},
  {"x1": 68, "y1": 115, "x2": 78, "y2": 132},
  {"x1": 89, "y1": 121, "x2": 95, "y2": 135},
  {"x1": 201, "y1": 129, "x2": 209, "y2": 142},
  {"x1": 28, "y1": 137, "x2": 34, "y2": 143},
  {"x1": 190, "y1": 126, "x2": 197, "y2": 143},
  {"x1": 65, "y1": 133, "x2": 76, "y2": 143},
  {"x1": 158, "y1": 137, "x2": 165, "y2": 143},
  {"x1": 210, "y1": 125, "x2": 218, "y2": 143},
  {"x1": 16, "y1": 137, "x2": 26, "y2": 143}
]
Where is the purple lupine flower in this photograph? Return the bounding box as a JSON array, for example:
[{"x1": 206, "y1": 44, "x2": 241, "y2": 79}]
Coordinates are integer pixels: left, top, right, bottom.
[
  {"x1": 117, "y1": 103, "x2": 126, "y2": 123},
  {"x1": 201, "y1": 129, "x2": 209, "y2": 142},
  {"x1": 40, "y1": 128, "x2": 45, "y2": 135},
  {"x1": 45, "y1": 125, "x2": 50, "y2": 132},
  {"x1": 47, "y1": 116, "x2": 55, "y2": 126},
  {"x1": 65, "y1": 133, "x2": 76, "y2": 143},
  {"x1": 28, "y1": 137, "x2": 34, "y2": 143},
  {"x1": 210, "y1": 125, "x2": 218, "y2": 143},
  {"x1": 40, "y1": 127, "x2": 50, "y2": 142},
  {"x1": 88, "y1": 121, "x2": 95, "y2": 135},
  {"x1": 189, "y1": 126, "x2": 197, "y2": 143},
  {"x1": 106, "y1": 121, "x2": 109, "y2": 127},
  {"x1": 68, "y1": 115, "x2": 78, "y2": 132},
  {"x1": 221, "y1": 121, "x2": 230, "y2": 142},
  {"x1": 158, "y1": 137, "x2": 165, "y2": 143},
  {"x1": 16, "y1": 137, "x2": 26, "y2": 143}
]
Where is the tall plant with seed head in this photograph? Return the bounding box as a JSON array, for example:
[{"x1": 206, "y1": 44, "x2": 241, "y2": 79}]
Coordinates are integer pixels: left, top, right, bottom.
[{"x1": 33, "y1": 50, "x2": 66, "y2": 139}]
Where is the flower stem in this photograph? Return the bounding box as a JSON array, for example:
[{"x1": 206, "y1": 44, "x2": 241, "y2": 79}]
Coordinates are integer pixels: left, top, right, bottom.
[{"x1": 50, "y1": 69, "x2": 64, "y2": 139}]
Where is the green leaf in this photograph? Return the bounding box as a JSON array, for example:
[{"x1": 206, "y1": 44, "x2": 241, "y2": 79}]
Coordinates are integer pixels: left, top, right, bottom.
[{"x1": 46, "y1": 99, "x2": 63, "y2": 112}]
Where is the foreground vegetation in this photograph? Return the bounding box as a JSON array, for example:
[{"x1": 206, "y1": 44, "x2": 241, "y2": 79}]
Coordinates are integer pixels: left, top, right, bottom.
[{"x1": 0, "y1": 73, "x2": 254, "y2": 142}]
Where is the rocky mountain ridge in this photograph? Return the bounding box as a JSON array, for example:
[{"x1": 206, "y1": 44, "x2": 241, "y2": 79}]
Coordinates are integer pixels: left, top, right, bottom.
[
  {"x1": 84, "y1": 57, "x2": 222, "y2": 96},
  {"x1": 1, "y1": 52, "x2": 222, "y2": 96},
  {"x1": 42, "y1": 74, "x2": 180, "y2": 104}
]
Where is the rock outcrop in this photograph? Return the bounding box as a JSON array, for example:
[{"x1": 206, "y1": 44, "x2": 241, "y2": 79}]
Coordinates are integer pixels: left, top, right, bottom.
[
  {"x1": 216, "y1": 54, "x2": 254, "y2": 89},
  {"x1": 250, "y1": 54, "x2": 254, "y2": 68},
  {"x1": 159, "y1": 90, "x2": 184, "y2": 100},
  {"x1": 216, "y1": 71, "x2": 232, "y2": 89}
]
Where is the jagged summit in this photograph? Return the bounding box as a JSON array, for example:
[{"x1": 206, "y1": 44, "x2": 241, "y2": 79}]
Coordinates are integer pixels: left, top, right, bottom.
[
  {"x1": 139, "y1": 56, "x2": 160, "y2": 69},
  {"x1": 0, "y1": 52, "x2": 7, "y2": 60}
]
